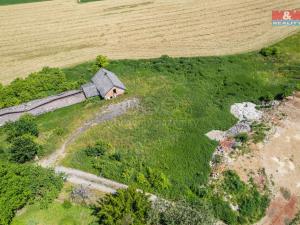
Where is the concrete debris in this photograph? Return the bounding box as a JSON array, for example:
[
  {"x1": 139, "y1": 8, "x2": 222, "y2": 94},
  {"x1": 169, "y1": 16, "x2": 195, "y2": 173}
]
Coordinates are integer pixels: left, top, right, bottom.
[
  {"x1": 205, "y1": 130, "x2": 227, "y2": 142},
  {"x1": 226, "y1": 121, "x2": 251, "y2": 137},
  {"x1": 230, "y1": 102, "x2": 262, "y2": 121}
]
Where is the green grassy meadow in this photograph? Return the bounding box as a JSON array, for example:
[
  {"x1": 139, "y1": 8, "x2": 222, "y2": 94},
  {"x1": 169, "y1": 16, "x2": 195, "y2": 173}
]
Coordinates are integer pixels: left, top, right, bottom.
[
  {"x1": 11, "y1": 202, "x2": 96, "y2": 225},
  {"x1": 1, "y1": 33, "x2": 299, "y2": 201},
  {"x1": 0, "y1": 0, "x2": 48, "y2": 5}
]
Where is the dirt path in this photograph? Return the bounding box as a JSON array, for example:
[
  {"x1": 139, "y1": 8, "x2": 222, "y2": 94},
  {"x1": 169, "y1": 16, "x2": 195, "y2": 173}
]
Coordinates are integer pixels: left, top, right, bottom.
[
  {"x1": 55, "y1": 166, "x2": 127, "y2": 193},
  {"x1": 1, "y1": 0, "x2": 299, "y2": 84},
  {"x1": 37, "y1": 97, "x2": 160, "y2": 200},
  {"x1": 229, "y1": 93, "x2": 300, "y2": 225},
  {"x1": 39, "y1": 98, "x2": 139, "y2": 167}
]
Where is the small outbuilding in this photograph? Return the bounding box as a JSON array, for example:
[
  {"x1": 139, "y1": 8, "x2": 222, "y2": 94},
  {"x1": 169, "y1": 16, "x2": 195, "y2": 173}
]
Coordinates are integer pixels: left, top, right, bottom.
[{"x1": 82, "y1": 68, "x2": 126, "y2": 100}]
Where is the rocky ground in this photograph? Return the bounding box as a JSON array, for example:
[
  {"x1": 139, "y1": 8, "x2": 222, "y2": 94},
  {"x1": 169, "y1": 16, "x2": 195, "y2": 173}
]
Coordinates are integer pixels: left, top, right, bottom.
[{"x1": 228, "y1": 93, "x2": 300, "y2": 225}]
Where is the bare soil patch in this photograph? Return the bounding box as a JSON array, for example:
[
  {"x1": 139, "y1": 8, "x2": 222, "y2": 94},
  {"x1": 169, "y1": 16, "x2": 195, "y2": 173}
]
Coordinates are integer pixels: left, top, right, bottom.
[
  {"x1": 0, "y1": 0, "x2": 299, "y2": 83},
  {"x1": 229, "y1": 93, "x2": 300, "y2": 225}
]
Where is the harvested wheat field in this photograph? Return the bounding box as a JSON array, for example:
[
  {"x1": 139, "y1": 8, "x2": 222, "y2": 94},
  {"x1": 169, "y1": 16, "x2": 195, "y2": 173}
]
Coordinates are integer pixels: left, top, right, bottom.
[{"x1": 0, "y1": 0, "x2": 300, "y2": 83}]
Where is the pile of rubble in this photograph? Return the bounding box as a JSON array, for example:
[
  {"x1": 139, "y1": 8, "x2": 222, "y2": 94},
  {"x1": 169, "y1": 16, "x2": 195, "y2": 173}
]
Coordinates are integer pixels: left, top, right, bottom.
[{"x1": 206, "y1": 102, "x2": 264, "y2": 178}]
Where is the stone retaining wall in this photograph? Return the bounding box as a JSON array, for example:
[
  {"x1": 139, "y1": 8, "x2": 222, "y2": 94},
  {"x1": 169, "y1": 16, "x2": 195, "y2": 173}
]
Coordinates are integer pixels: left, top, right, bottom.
[{"x1": 0, "y1": 90, "x2": 87, "y2": 126}]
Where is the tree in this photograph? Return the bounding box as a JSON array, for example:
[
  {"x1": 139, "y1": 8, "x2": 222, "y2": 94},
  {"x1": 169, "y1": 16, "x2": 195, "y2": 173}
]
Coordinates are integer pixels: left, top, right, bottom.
[
  {"x1": 5, "y1": 114, "x2": 39, "y2": 142},
  {"x1": 9, "y1": 135, "x2": 40, "y2": 163},
  {"x1": 95, "y1": 55, "x2": 109, "y2": 68},
  {"x1": 93, "y1": 187, "x2": 151, "y2": 225},
  {"x1": 0, "y1": 162, "x2": 63, "y2": 225}
]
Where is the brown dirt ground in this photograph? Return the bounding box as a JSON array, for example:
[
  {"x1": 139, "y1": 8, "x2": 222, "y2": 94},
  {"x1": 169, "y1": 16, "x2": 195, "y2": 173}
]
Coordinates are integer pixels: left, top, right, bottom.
[
  {"x1": 0, "y1": 0, "x2": 300, "y2": 84},
  {"x1": 229, "y1": 93, "x2": 300, "y2": 225}
]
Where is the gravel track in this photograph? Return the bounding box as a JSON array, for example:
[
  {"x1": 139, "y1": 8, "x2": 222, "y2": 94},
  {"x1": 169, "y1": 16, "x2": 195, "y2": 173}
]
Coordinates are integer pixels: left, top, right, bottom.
[{"x1": 38, "y1": 98, "x2": 140, "y2": 194}]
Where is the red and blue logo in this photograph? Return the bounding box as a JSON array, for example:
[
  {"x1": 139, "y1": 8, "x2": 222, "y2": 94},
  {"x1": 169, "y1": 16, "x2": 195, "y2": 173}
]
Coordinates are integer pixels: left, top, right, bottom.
[{"x1": 272, "y1": 10, "x2": 300, "y2": 26}]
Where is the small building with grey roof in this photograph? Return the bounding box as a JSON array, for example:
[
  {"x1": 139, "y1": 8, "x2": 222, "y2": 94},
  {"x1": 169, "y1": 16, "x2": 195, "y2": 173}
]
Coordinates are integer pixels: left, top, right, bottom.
[{"x1": 81, "y1": 68, "x2": 126, "y2": 100}]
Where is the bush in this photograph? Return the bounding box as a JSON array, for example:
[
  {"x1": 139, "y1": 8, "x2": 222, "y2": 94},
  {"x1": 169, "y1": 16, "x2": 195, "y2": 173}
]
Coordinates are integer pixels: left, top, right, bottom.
[
  {"x1": 259, "y1": 47, "x2": 279, "y2": 57},
  {"x1": 5, "y1": 114, "x2": 39, "y2": 142},
  {"x1": 211, "y1": 196, "x2": 238, "y2": 225},
  {"x1": 0, "y1": 162, "x2": 63, "y2": 225},
  {"x1": 259, "y1": 92, "x2": 273, "y2": 102},
  {"x1": 109, "y1": 152, "x2": 122, "y2": 161},
  {"x1": 149, "y1": 199, "x2": 216, "y2": 225},
  {"x1": 93, "y1": 187, "x2": 151, "y2": 225},
  {"x1": 145, "y1": 167, "x2": 170, "y2": 190},
  {"x1": 84, "y1": 141, "x2": 112, "y2": 157},
  {"x1": 62, "y1": 200, "x2": 72, "y2": 209},
  {"x1": 234, "y1": 133, "x2": 248, "y2": 143},
  {"x1": 9, "y1": 135, "x2": 41, "y2": 163},
  {"x1": 95, "y1": 55, "x2": 109, "y2": 68},
  {"x1": 251, "y1": 123, "x2": 270, "y2": 143}
]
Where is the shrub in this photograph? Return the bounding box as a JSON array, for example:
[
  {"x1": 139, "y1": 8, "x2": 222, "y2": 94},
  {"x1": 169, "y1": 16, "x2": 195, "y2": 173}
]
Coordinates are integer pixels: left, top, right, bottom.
[
  {"x1": 234, "y1": 133, "x2": 249, "y2": 143},
  {"x1": 62, "y1": 200, "x2": 72, "y2": 209},
  {"x1": 5, "y1": 114, "x2": 38, "y2": 142},
  {"x1": 109, "y1": 152, "x2": 122, "y2": 161},
  {"x1": 84, "y1": 141, "x2": 112, "y2": 157},
  {"x1": 212, "y1": 154, "x2": 223, "y2": 165},
  {"x1": 259, "y1": 92, "x2": 273, "y2": 102},
  {"x1": 149, "y1": 199, "x2": 216, "y2": 225},
  {"x1": 211, "y1": 196, "x2": 238, "y2": 225},
  {"x1": 251, "y1": 123, "x2": 270, "y2": 143},
  {"x1": 93, "y1": 187, "x2": 151, "y2": 225},
  {"x1": 9, "y1": 134, "x2": 41, "y2": 163},
  {"x1": 259, "y1": 47, "x2": 279, "y2": 57},
  {"x1": 95, "y1": 55, "x2": 109, "y2": 68},
  {"x1": 145, "y1": 167, "x2": 170, "y2": 190}
]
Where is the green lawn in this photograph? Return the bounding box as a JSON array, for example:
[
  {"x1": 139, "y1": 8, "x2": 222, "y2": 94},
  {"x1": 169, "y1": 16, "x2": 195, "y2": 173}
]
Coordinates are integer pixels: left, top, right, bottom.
[
  {"x1": 0, "y1": 0, "x2": 48, "y2": 5},
  {"x1": 12, "y1": 202, "x2": 96, "y2": 225},
  {"x1": 1, "y1": 33, "x2": 299, "y2": 201}
]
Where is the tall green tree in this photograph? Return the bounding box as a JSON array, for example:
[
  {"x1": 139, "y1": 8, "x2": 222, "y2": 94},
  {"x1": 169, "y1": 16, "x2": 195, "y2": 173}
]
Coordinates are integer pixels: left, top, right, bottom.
[{"x1": 9, "y1": 134, "x2": 40, "y2": 163}]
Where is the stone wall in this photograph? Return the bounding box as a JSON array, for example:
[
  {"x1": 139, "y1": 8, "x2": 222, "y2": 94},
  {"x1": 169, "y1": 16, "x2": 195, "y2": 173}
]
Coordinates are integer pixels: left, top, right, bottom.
[{"x1": 0, "y1": 90, "x2": 87, "y2": 126}]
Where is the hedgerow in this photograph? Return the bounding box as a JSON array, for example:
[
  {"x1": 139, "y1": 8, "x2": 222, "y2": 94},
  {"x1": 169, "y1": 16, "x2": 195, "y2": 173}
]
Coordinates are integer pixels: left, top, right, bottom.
[{"x1": 0, "y1": 67, "x2": 82, "y2": 109}]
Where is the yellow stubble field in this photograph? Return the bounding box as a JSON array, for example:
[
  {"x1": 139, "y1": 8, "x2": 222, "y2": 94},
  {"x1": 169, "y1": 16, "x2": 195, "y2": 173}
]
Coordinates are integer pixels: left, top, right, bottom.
[{"x1": 0, "y1": 0, "x2": 299, "y2": 83}]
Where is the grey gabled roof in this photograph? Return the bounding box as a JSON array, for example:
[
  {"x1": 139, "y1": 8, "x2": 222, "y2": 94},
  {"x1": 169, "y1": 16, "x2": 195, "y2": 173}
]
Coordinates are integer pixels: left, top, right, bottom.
[
  {"x1": 91, "y1": 68, "x2": 126, "y2": 97},
  {"x1": 81, "y1": 82, "x2": 99, "y2": 98}
]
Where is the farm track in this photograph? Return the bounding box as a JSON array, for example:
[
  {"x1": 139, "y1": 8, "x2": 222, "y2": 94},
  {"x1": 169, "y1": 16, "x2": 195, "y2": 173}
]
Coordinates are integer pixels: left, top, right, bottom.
[{"x1": 0, "y1": 0, "x2": 299, "y2": 83}]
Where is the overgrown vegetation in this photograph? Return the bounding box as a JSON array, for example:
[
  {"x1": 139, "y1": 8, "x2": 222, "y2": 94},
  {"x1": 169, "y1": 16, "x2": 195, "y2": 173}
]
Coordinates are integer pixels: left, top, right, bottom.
[
  {"x1": 2, "y1": 115, "x2": 41, "y2": 163},
  {"x1": 63, "y1": 39, "x2": 299, "y2": 198},
  {"x1": 0, "y1": 162, "x2": 63, "y2": 225},
  {"x1": 92, "y1": 187, "x2": 216, "y2": 225},
  {"x1": 92, "y1": 187, "x2": 151, "y2": 225},
  {"x1": 251, "y1": 122, "x2": 270, "y2": 143},
  {"x1": 0, "y1": 32, "x2": 299, "y2": 224},
  {"x1": 0, "y1": 67, "x2": 82, "y2": 109},
  {"x1": 149, "y1": 199, "x2": 216, "y2": 225},
  {"x1": 200, "y1": 171, "x2": 270, "y2": 225}
]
